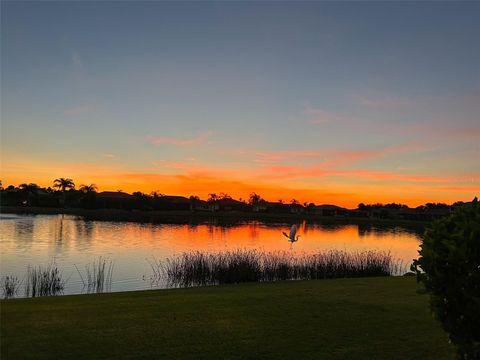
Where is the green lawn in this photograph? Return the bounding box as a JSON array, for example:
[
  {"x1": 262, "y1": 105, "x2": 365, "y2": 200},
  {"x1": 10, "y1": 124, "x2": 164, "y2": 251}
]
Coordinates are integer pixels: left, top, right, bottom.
[{"x1": 1, "y1": 277, "x2": 454, "y2": 359}]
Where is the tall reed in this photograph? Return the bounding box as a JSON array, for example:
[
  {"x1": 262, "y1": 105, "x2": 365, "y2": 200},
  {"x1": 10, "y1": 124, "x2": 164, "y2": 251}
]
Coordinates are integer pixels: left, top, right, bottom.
[
  {"x1": 25, "y1": 264, "x2": 65, "y2": 297},
  {"x1": 75, "y1": 257, "x2": 114, "y2": 293},
  {"x1": 151, "y1": 249, "x2": 402, "y2": 287},
  {"x1": 1, "y1": 275, "x2": 21, "y2": 299}
]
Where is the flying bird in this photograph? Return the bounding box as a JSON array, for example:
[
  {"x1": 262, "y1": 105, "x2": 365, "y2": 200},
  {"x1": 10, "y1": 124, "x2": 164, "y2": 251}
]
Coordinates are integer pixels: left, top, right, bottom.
[{"x1": 282, "y1": 224, "x2": 300, "y2": 243}]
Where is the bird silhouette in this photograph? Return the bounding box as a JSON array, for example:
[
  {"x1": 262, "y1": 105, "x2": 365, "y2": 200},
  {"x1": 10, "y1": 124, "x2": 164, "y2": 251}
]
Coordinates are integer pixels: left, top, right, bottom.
[{"x1": 282, "y1": 224, "x2": 300, "y2": 243}]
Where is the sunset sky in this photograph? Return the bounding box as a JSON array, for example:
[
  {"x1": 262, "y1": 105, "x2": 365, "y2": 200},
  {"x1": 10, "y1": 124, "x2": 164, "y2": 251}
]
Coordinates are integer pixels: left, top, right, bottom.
[{"x1": 1, "y1": 1, "x2": 479, "y2": 207}]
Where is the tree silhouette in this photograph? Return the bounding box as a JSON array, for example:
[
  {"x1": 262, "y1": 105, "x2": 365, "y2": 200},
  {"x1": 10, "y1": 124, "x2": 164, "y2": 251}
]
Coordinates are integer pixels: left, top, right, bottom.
[
  {"x1": 79, "y1": 184, "x2": 98, "y2": 208},
  {"x1": 19, "y1": 183, "x2": 39, "y2": 205},
  {"x1": 150, "y1": 191, "x2": 164, "y2": 198},
  {"x1": 53, "y1": 178, "x2": 75, "y2": 192},
  {"x1": 189, "y1": 195, "x2": 200, "y2": 201},
  {"x1": 53, "y1": 178, "x2": 75, "y2": 207},
  {"x1": 219, "y1": 192, "x2": 231, "y2": 200},
  {"x1": 19, "y1": 183, "x2": 40, "y2": 193},
  {"x1": 208, "y1": 193, "x2": 218, "y2": 202},
  {"x1": 249, "y1": 192, "x2": 263, "y2": 206},
  {"x1": 79, "y1": 184, "x2": 98, "y2": 194}
]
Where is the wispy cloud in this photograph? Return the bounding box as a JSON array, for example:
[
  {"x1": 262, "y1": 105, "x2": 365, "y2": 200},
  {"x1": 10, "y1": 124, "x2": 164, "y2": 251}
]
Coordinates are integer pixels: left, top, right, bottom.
[
  {"x1": 151, "y1": 160, "x2": 247, "y2": 179},
  {"x1": 64, "y1": 103, "x2": 97, "y2": 116},
  {"x1": 304, "y1": 105, "x2": 352, "y2": 125},
  {"x1": 147, "y1": 149, "x2": 463, "y2": 186},
  {"x1": 71, "y1": 50, "x2": 83, "y2": 74},
  {"x1": 258, "y1": 164, "x2": 475, "y2": 184},
  {"x1": 254, "y1": 142, "x2": 424, "y2": 167},
  {"x1": 255, "y1": 150, "x2": 325, "y2": 164},
  {"x1": 356, "y1": 95, "x2": 409, "y2": 110},
  {"x1": 102, "y1": 153, "x2": 116, "y2": 158},
  {"x1": 146, "y1": 131, "x2": 213, "y2": 146},
  {"x1": 395, "y1": 122, "x2": 480, "y2": 141}
]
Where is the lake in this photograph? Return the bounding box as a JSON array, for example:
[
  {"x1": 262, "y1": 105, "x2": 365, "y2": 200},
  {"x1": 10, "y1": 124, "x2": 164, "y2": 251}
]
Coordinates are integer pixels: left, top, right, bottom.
[{"x1": 0, "y1": 213, "x2": 423, "y2": 297}]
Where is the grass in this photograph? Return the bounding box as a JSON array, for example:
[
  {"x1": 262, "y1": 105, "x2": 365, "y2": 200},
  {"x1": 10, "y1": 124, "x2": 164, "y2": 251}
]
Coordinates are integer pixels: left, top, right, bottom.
[
  {"x1": 1, "y1": 277, "x2": 454, "y2": 359},
  {"x1": 151, "y1": 250, "x2": 403, "y2": 287}
]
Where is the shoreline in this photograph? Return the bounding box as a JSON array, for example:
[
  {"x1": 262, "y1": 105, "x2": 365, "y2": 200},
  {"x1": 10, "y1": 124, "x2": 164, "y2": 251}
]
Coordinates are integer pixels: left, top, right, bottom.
[{"x1": 0, "y1": 205, "x2": 428, "y2": 228}]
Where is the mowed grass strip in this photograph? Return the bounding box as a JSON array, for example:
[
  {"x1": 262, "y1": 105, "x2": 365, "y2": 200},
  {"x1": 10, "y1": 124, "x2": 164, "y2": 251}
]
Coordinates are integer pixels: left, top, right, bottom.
[{"x1": 1, "y1": 277, "x2": 454, "y2": 360}]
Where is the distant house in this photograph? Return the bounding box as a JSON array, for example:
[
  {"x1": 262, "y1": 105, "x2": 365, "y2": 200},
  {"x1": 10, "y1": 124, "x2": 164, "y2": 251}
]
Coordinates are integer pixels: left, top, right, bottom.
[
  {"x1": 98, "y1": 191, "x2": 133, "y2": 200},
  {"x1": 216, "y1": 198, "x2": 249, "y2": 212},
  {"x1": 189, "y1": 198, "x2": 210, "y2": 212},
  {"x1": 265, "y1": 202, "x2": 291, "y2": 214},
  {"x1": 252, "y1": 200, "x2": 268, "y2": 213},
  {"x1": 156, "y1": 196, "x2": 191, "y2": 211},
  {"x1": 349, "y1": 209, "x2": 369, "y2": 218},
  {"x1": 396, "y1": 208, "x2": 419, "y2": 220},
  {"x1": 289, "y1": 203, "x2": 305, "y2": 214},
  {"x1": 312, "y1": 204, "x2": 348, "y2": 217},
  {"x1": 425, "y1": 207, "x2": 452, "y2": 219},
  {"x1": 97, "y1": 191, "x2": 135, "y2": 209},
  {"x1": 37, "y1": 189, "x2": 59, "y2": 207}
]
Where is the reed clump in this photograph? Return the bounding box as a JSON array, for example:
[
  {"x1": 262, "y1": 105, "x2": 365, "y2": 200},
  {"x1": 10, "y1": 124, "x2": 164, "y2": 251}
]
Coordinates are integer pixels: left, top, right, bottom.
[
  {"x1": 75, "y1": 257, "x2": 114, "y2": 293},
  {"x1": 152, "y1": 249, "x2": 402, "y2": 287},
  {"x1": 25, "y1": 264, "x2": 65, "y2": 297},
  {"x1": 2, "y1": 275, "x2": 21, "y2": 299}
]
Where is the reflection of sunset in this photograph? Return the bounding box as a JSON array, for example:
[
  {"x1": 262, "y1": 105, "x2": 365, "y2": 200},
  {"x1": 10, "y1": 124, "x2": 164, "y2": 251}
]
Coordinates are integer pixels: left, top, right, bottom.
[{"x1": 1, "y1": 215, "x2": 421, "y2": 293}]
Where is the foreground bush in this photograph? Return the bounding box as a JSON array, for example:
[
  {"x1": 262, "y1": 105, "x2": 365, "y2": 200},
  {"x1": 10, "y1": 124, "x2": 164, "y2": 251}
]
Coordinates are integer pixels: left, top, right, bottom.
[{"x1": 413, "y1": 198, "x2": 480, "y2": 359}]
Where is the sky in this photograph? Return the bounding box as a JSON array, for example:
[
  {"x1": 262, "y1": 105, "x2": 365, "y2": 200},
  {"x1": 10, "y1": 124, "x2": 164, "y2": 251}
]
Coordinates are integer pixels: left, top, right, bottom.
[{"x1": 1, "y1": 1, "x2": 479, "y2": 207}]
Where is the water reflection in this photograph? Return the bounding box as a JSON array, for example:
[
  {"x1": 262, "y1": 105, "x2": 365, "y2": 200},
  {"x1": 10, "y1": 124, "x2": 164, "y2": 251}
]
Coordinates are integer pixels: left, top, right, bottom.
[{"x1": 0, "y1": 214, "x2": 423, "y2": 296}]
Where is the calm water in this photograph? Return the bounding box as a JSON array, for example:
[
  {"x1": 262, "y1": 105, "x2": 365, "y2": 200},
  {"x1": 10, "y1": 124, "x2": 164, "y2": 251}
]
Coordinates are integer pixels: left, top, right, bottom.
[{"x1": 0, "y1": 214, "x2": 423, "y2": 296}]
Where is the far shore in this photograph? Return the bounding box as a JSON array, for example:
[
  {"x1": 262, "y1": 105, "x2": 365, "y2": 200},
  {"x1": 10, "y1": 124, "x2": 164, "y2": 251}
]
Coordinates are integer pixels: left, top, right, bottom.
[{"x1": 0, "y1": 205, "x2": 428, "y2": 228}]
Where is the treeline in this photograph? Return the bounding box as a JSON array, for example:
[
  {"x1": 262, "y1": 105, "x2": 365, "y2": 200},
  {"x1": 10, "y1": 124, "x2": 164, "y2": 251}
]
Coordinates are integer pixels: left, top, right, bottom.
[{"x1": 0, "y1": 178, "x2": 471, "y2": 221}]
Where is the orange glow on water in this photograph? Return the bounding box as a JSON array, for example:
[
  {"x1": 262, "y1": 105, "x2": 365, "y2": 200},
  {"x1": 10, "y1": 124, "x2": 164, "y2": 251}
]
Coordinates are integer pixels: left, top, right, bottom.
[
  {"x1": 1, "y1": 214, "x2": 423, "y2": 294},
  {"x1": 1, "y1": 215, "x2": 421, "y2": 271}
]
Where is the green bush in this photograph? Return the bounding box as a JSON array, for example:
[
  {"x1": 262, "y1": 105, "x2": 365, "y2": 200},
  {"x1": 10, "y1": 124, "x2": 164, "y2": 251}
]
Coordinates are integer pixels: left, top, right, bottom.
[{"x1": 412, "y1": 198, "x2": 480, "y2": 359}]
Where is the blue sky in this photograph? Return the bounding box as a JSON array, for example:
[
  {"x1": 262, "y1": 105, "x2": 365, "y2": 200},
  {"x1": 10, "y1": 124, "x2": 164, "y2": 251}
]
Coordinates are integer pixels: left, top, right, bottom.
[{"x1": 1, "y1": 1, "x2": 479, "y2": 206}]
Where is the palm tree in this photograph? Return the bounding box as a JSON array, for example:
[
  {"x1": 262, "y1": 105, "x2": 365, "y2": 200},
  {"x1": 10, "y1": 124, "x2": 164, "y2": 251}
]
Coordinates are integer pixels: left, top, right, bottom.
[
  {"x1": 53, "y1": 178, "x2": 75, "y2": 192},
  {"x1": 79, "y1": 184, "x2": 97, "y2": 208},
  {"x1": 53, "y1": 178, "x2": 75, "y2": 207},
  {"x1": 79, "y1": 184, "x2": 97, "y2": 194}
]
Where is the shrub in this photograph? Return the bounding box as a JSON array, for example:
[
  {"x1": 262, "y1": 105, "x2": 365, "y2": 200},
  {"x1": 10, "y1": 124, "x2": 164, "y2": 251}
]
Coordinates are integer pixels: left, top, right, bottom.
[{"x1": 412, "y1": 198, "x2": 480, "y2": 359}]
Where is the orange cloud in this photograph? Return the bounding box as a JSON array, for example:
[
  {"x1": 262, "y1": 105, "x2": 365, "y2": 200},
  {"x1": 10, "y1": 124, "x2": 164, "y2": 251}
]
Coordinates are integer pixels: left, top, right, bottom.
[
  {"x1": 146, "y1": 131, "x2": 213, "y2": 146},
  {"x1": 356, "y1": 95, "x2": 409, "y2": 109},
  {"x1": 258, "y1": 163, "x2": 475, "y2": 184},
  {"x1": 254, "y1": 150, "x2": 325, "y2": 164},
  {"x1": 254, "y1": 142, "x2": 424, "y2": 167},
  {"x1": 2, "y1": 153, "x2": 477, "y2": 208},
  {"x1": 304, "y1": 105, "x2": 352, "y2": 125}
]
